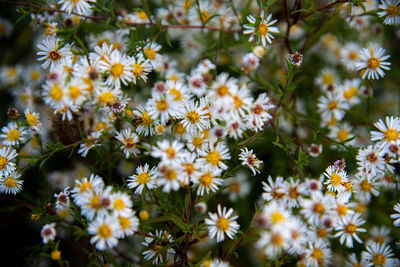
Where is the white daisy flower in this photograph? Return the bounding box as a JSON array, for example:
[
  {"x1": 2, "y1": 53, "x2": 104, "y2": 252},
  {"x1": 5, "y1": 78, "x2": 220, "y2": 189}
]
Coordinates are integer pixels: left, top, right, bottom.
[
  {"x1": 334, "y1": 213, "x2": 366, "y2": 247},
  {"x1": 362, "y1": 242, "x2": 397, "y2": 266},
  {"x1": 0, "y1": 146, "x2": 18, "y2": 177},
  {"x1": 323, "y1": 165, "x2": 349, "y2": 193},
  {"x1": 317, "y1": 91, "x2": 349, "y2": 122},
  {"x1": 24, "y1": 109, "x2": 42, "y2": 132},
  {"x1": 78, "y1": 131, "x2": 102, "y2": 157},
  {"x1": 111, "y1": 192, "x2": 132, "y2": 217},
  {"x1": 243, "y1": 12, "x2": 280, "y2": 47},
  {"x1": 356, "y1": 45, "x2": 391, "y2": 80},
  {"x1": 142, "y1": 41, "x2": 163, "y2": 68},
  {"x1": 37, "y1": 37, "x2": 72, "y2": 71},
  {"x1": 205, "y1": 204, "x2": 240, "y2": 243},
  {"x1": 127, "y1": 163, "x2": 158, "y2": 194},
  {"x1": 130, "y1": 53, "x2": 153, "y2": 84},
  {"x1": 115, "y1": 128, "x2": 140, "y2": 158},
  {"x1": 151, "y1": 140, "x2": 185, "y2": 165},
  {"x1": 177, "y1": 99, "x2": 210, "y2": 134},
  {"x1": 99, "y1": 49, "x2": 133, "y2": 88},
  {"x1": 116, "y1": 211, "x2": 139, "y2": 238},
  {"x1": 88, "y1": 215, "x2": 120, "y2": 251},
  {"x1": 133, "y1": 104, "x2": 155, "y2": 136},
  {"x1": 198, "y1": 141, "x2": 231, "y2": 171},
  {"x1": 148, "y1": 93, "x2": 180, "y2": 124},
  {"x1": 0, "y1": 171, "x2": 23, "y2": 195},
  {"x1": 58, "y1": 0, "x2": 95, "y2": 15},
  {"x1": 142, "y1": 230, "x2": 175, "y2": 265},
  {"x1": 0, "y1": 121, "x2": 28, "y2": 147},
  {"x1": 390, "y1": 202, "x2": 400, "y2": 227},
  {"x1": 156, "y1": 164, "x2": 184, "y2": 193},
  {"x1": 238, "y1": 147, "x2": 263, "y2": 175},
  {"x1": 262, "y1": 176, "x2": 286, "y2": 202},
  {"x1": 70, "y1": 174, "x2": 104, "y2": 205},
  {"x1": 371, "y1": 116, "x2": 400, "y2": 149},
  {"x1": 378, "y1": 0, "x2": 400, "y2": 25},
  {"x1": 256, "y1": 226, "x2": 291, "y2": 258},
  {"x1": 193, "y1": 166, "x2": 223, "y2": 196},
  {"x1": 80, "y1": 186, "x2": 113, "y2": 220},
  {"x1": 185, "y1": 131, "x2": 208, "y2": 153},
  {"x1": 304, "y1": 240, "x2": 332, "y2": 267}
]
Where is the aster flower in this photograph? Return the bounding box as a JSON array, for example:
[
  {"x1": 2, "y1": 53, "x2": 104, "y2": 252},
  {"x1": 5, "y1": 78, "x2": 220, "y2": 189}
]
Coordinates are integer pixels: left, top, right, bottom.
[
  {"x1": 198, "y1": 141, "x2": 231, "y2": 171},
  {"x1": 177, "y1": 99, "x2": 210, "y2": 134},
  {"x1": 37, "y1": 37, "x2": 72, "y2": 71},
  {"x1": 205, "y1": 204, "x2": 239, "y2": 243},
  {"x1": 41, "y1": 223, "x2": 57, "y2": 244},
  {"x1": 243, "y1": 13, "x2": 280, "y2": 47},
  {"x1": 378, "y1": 0, "x2": 400, "y2": 25},
  {"x1": 334, "y1": 213, "x2": 366, "y2": 247},
  {"x1": 24, "y1": 109, "x2": 42, "y2": 132},
  {"x1": 193, "y1": 166, "x2": 223, "y2": 196},
  {"x1": 58, "y1": 0, "x2": 95, "y2": 15},
  {"x1": 371, "y1": 116, "x2": 400, "y2": 149},
  {"x1": 115, "y1": 128, "x2": 140, "y2": 158},
  {"x1": 362, "y1": 242, "x2": 397, "y2": 266},
  {"x1": 130, "y1": 53, "x2": 153, "y2": 84},
  {"x1": 356, "y1": 45, "x2": 391, "y2": 80},
  {"x1": 323, "y1": 165, "x2": 349, "y2": 193},
  {"x1": 0, "y1": 146, "x2": 18, "y2": 177},
  {"x1": 0, "y1": 171, "x2": 23, "y2": 195},
  {"x1": 116, "y1": 211, "x2": 139, "y2": 238},
  {"x1": 0, "y1": 121, "x2": 28, "y2": 147},
  {"x1": 111, "y1": 192, "x2": 132, "y2": 217},
  {"x1": 238, "y1": 147, "x2": 262, "y2": 175},
  {"x1": 88, "y1": 215, "x2": 120, "y2": 251},
  {"x1": 127, "y1": 163, "x2": 158, "y2": 194},
  {"x1": 390, "y1": 202, "x2": 400, "y2": 227},
  {"x1": 304, "y1": 240, "x2": 332, "y2": 267},
  {"x1": 142, "y1": 230, "x2": 175, "y2": 265}
]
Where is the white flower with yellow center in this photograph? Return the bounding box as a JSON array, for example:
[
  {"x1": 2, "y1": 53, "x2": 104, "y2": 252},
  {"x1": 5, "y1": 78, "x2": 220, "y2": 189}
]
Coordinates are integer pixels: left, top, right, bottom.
[
  {"x1": 156, "y1": 164, "x2": 184, "y2": 193},
  {"x1": 323, "y1": 165, "x2": 349, "y2": 193},
  {"x1": 42, "y1": 80, "x2": 67, "y2": 110},
  {"x1": 198, "y1": 141, "x2": 231, "y2": 171},
  {"x1": 127, "y1": 163, "x2": 157, "y2": 194},
  {"x1": 0, "y1": 171, "x2": 23, "y2": 195},
  {"x1": 371, "y1": 116, "x2": 400, "y2": 149},
  {"x1": 115, "y1": 128, "x2": 140, "y2": 158},
  {"x1": 362, "y1": 242, "x2": 397, "y2": 267},
  {"x1": 247, "y1": 93, "x2": 275, "y2": 131},
  {"x1": 65, "y1": 78, "x2": 88, "y2": 105},
  {"x1": 300, "y1": 192, "x2": 336, "y2": 225},
  {"x1": 243, "y1": 12, "x2": 280, "y2": 47},
  {"x1": 0, "y1": 146, "x2": 17, "y2": 177},
  {"x1": 116, "y1": 210, "x2": 139, "y2": 238},
  {"x1": 133, "y1": 104, "x2": 155, "y2": 136},
  {"x1": 24, "y1": 109, "x2": 42, "y2": 132},
  {"x1": 256, "y1": 227, "x2": 291, "y2": 258},
  {"x1": 334, "y1": 213, "x2": 366, "y2": 247},
  {"x1": 0, "y1": 121, "x2": 28, "y2": 147},
  {"x1": 41, "y1": 223, "x2": 57, "y2": 244},
  {"x1": 99, "y1": 49, "x2": 133, "y2": 88},
  {"x1": 129, "y1": 53, "x2": 152, "y2": 84},
  {"x1": 238, "y1": 147, "x2": 263, "y2": 175},
  {"x1": 88, "y1": 215, "x2": 120, "y2": 251},
  {"x1": 151, "y1": 140, "x2": 185, "y2": 165},
  {"x1": 37, "y1": 37, "x2": 72, "y2": 71},
  {"x1": 356, "y1": 145, "x2": 386, "y2": 175},
  {"x1": 180, "y1": 152, "x2": 200, "y2": 184},
  {"x1": 94, "y1": 85, "x2": 122, "y2": 107},
  {"x1": 304, "y1": 240, "x2": 332, "y2": 267},
  {"x1": 142, "y1": 41, "x2": 163, "y2": 68},
  {"x1": 70, "y1": 174, "x2": 104, "y2": 205},
  {"x1": 356, "y1": 45, "x2": 391, "y2": 80},
  {"x1": 80, "y1": 186, "x2": 113, "y2": 220},
  {"x1": 177, "y1": 100, "x2": 210, "y2": 134},
  {"x1": 378, "y1": 0, "x2": 400, "y2": 25},
  {"x1": 111, "y1": 192, "x2": 132, "y2": 217},
  {"x1": 193, "y1": 166, "x2": 222, "y2": 196},
  {"x1": 341, "y1": 42, "x2": 362, "y2": 71},
  {"x1": 185, "y1": 132, "x2": 208, "y2": 153},
  {"x1": 205, "y1": 204, "x2": 239, "y2": 243},
  {"x1": 353, "y1": 173, "x2": 381, "y2": 201},
  {"x1": 339, "y1": 79, "x2": 361, "y2": 106},
  {"x1": 142, "y1": 230, "x2": 175, "y2": 265},
  {"x1": 166, "y1": 80, "x2": 190, "y2": 103},
  {"x1": 261, "y1": 201, "x2": 290, "y2": 227},
  {"x1": 315, "y1": 68, "x2": 338, "y2": 91},
  {"x1": 58, "y1": 0, "x2": 96, "y2": 15},
  {"x1": 78, "y1": 131, "x2": 102, "y2": 158},
  {"x1": 148, "y1": 93, "x2": 180, "y2": 124},
  {"x1": 208, "y1": 72, "x2": 238, "y2": 107},
  {"x1": 317, "y1": 91, "x2": 349, "y2": 122}
]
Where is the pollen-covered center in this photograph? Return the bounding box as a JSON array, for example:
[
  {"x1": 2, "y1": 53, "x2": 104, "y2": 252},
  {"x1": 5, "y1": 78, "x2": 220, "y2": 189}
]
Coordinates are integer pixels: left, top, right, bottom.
[
  {"x1": 372, "y1": 253, "x2": 386, "y2": 265},
  {"x1": 169, "y1": 88, "x2": 183, "y2": 101},
  {"x1": 386, "y1": 4, "x2": 400, "y2": 16},
  {"x1": 216, "y1": 217, "x2": 229, "y2": 231},
  {"x1": 344, "y1": 87, "x2": 357, "y2": 99},
  {"x1": 258, "y1": 22, "x2": 269, "y2": 36},
  {"x1": 384, "y1": 128, "x2": 398, "y2": 141},
  {"x1": 156, "y1": 99, "x2": 169, "y2": 111},
  {"x1": 187, "y1": 111, "x2": 200, "y2": 124},
  {"x1": 119, "y1": 217, "x2": 130, "y2": 229},
  {"x1": 4, "y1": 177, "x2": 17, "y2": 188},
  {"x1": 98, "y1": 224, "x2": 112, "y2": 239},
  {"x1": 206, "y1": 151, "x2": 221, "y2": 166},
  {"x1": 200, "y1": 173, "x2": 213, "y2": 186},
  {"x1": 328, "y1": 100, "x2": 338, "y2": 110},
  {"x1": 0, "y1": 156, "x2": 8, "y2": 170},
  {"x1": 217, "y1": 85, "x2": 229, "y2": 96},
  {"x1": 330, "y1": 173, "x2": 342, "y2": 186},
  {"x1": 49, "y1": 50, "x2": 62, "y2": 61},
  {"x1": 270, "y1": 211, "x2": 285, "y2": 224},
  {"x1": 367, "y1": 152, "x2": 378, "y2": 163},
  {"x1": 367, "y1": 57, "x2": 380, "y2": 69},
  {"x1": 50, "y1": 85, "x2": 63, "y2": 101},
  {"x1": 110, "y1": 63, "x2": 124, "y2": 78},
  {"x1": 7, "y1": 129, "x2": 20, "y2": 142},
  {"x1": 345, "y1": 223, "x2": 357, "y2": 234},
  {"x1": 26, "y1": 114, "x2": 38, "y2": 126},
  {"x1": 132, "y1": 63, "x2": 143, "y2": 77},
  {"x1": 360, "y1": 179, "x2": 372, "y2": 191},
  {"x1": 144, "y1": 48, "x2": 156, "y2": 60},
  {"x1": 192, "y1": 136, "x2": 204, "y2": 148},
  {"x1": 137, "y1": 172, "x2": 151, "y2": 184},
  {"x1": 113, "y1": 199, "x2": 125, "y2": 210},
  {"x1": 98, "y1": 91, "x2": 115, "y2": 104},
  {"x1": 313, "y1": 203, "x2": 325, "y2": 214}
]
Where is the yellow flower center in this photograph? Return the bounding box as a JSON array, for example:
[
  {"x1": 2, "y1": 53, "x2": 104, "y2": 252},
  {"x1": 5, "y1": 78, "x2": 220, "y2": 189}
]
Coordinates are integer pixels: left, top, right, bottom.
[
  {"x1": 119, "y1": 217, "x2": 130, "y2": 229},
  {"x1": 125, "y1": 138, "x2": 136, "y2": 148},
  {"x1": 98, "y1": 224, "x2": 112, "y2": 239},
  {"x1": 345, "y1": 223, "x2": 357, "y2": 234},
  {"x1": 199, "y1": 173, "x2": 213, "y2": 186},
  {"x1": 132, "y1": 63, "x2": 143, "y2": 77},
  {"x1": 156, "y1": 99, "x2": 169, "y2": 111},
  {"x1": 201, "y1": 10, "x2": 210, "y2": 22},
  {"x1": 270, "y1": 211, "x2": 285, "y2": 224},
  {"x1": 169, "y1": 88, "x2": 183, "y2": 101},
  {"x1": 367, "y1": 152, "x2": 378, "y2": 163},
  {"x1": 258, "y1": 22, "x2": 269, "y2": 36},
  {"x1": 344, "y1": 87, "x2": 357, "y2": 99},
  {"x1": 317, "y1": 228, "x2": 328, "y2": 238},
  {"x1": 7, "y1": 129, "x2": 20, "y2": 141},
  {"x1": 98, "y1": 91, "x2": 115, "y2": 104},
  {"x1": 337, "y1": 129, "x2": 349, "y2": 142},
  {"x1": 26, "y1": 114, "x2": 38, "y2": 126},
  {"x1": 90, "y1": 195, "x2": 101, "y2": 209},
  {"x1": 110, "y1": 63, "x2": 124, "y2": 77},
  {"x1": 253, "y1": 104, "x2": 263, "y2": 114},
  {"x1": 322, "y1": 73, "x2": 334, "y2": 85},
  {"x1": 183, "y1": 163, "x2": 195, "y2": 175},
  {"x1": 164, "y1": 147, "x2": 176, "y2": 159},
  {"x1": 386, "y1": 4, "x2": 400, "y2": 16},
  {"x1": 270, "y1": 233, "x2": 284, "y2": 246},
  {"x1": 360, "y1": 179, "x2": 372, "y2": 191},
  {"x1": 0, "y1": 156, "x2": 8, "y2": 170},
  {"x1": 289, "y1": 187, "x2": 299, "y2": 199},
  {"x1": 78, "y1": 181, "x2": 92, "y2": 192},
  {"x1": 165, "y1": 169, "x2": 177, "y2": 181},
  {"x1": 216, "y1": 217, "x2": 229, "y2": 231},
  {"x1": 137, "y1": 172, "x2": 151, "y2": 184},
  {"x1": 139, "y1": 210, "x2": 149, "y2": 220},
  {"x1": 136, "y1": 11, "x2": 148, "y2": 20},
  {"x1": 372, "y1": 253, "x2": 386, "y2": 265},
  {"x1": 174, "y1": 123, "x2": 186, "y2": 134},
  {"x1": 192, "y1": 136, "x2": 204, "y2": 148},
  {"x1": 206, "y1": 151, "x2": 221, "y2": 166},
  {"x1": 4, "y1": 177, "x2": 17, "y2": 188},
  {"x1": 187, "y1": 111, "x2": 200, "y2": 124},
  {"x1": 313, "y1": 203, "x2": 325, "y2": 214},
  {"x1": 50, "y1": 85, "x2": 63, "y2": 101},
  {"x1": 230, "y1": 181, "x2": 240, "y2": 192},
  {"x1": 113, "y1": 199, "x2": 125, "y2": 210},
  {"x1": 49, "y1": 50, "x2": 62, "y2": 61},
  {"x1": 144, "y1": 47, "x2": 156, "y2": 60},
  {"x1": 312, "y1": 248, "x2": 323, "y2": 259},
  {"x1": 30, "y1": 70, "x2": 40, "y2": 81},
  {"x1": 384, "y1": 129, "x2": 399, "y2": 141},
  {"x1": 367, "y1": 57, "x2": 380, "y2": 69},
  {"x1": 336, "y1": 204, "x2": 348, "y2": 216},
  {"x1": 233, "y1": 95, "x2": 244, "y2": 109},
  {"x1": 68, "y1": 86, "x2": 81, "y2": 100},
  {"x1": 328, "y1": 100, "x2": 338, "y2": 110},
  {"x1": 217, "y1": 85, "x2": 229, "y2": 96},
  {"x1": 51, "y1": 250, "x2": 61, "y2": 261},
  {"x1": 330, "y1": 173, "x2": 342, "y2": 186},
  {"x1": 141, "y1": 112, "x2": 152, "y2": 126},
  {"x1": 349, "y1": 51, "x2": 358, "y2": 61}
]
